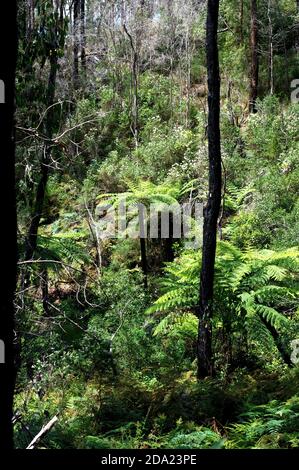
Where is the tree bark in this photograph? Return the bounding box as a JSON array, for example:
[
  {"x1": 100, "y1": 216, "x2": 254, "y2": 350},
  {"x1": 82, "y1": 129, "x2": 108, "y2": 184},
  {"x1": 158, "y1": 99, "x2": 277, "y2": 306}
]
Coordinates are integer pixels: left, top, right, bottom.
[
  {"x1": 24, "y1": 2, "x2": 65, "y2": 268},
  {"x1": 73, "y1": 0, "x2": 80, "y2": 87},
  {"x1": 124, "y1": 24, "x2": 139, "y2": 149},
  {"x1": 41, "y1": 267, "x2": 50, "y2": 316},
  {"x1": 240, "y1": 0, "x2": 244, "y2": 43},
  {"x1": 140, "y1": 238, "x2": 148, "y2": 289},
  {"x1": 26, "y1": 416, "x2": 58, "y2": 449},
  {"x1": 24, "y1": 55, "x2": 58, "y2": 262},
  {"x1": 249, "y1": 0, "x2": 259, "y2": 113},
  {"x1": 80, "y1": 0, "x2": 86, "y2": 73},
  {"x1": 138, "y1": 204, "x2": 148, "y2": 288},
  {"x1": 28, "y1": 0, "x2": 35, "y2": 38},
  {"x1": 0, "y1": 0, "x2": 18, "y2": 449},
  {"x1": 196, "y1": 0, "x2": 222, "y2": 379},
  {"x1": 268, "y1": 0, "x2": 274, "y2": 95}
]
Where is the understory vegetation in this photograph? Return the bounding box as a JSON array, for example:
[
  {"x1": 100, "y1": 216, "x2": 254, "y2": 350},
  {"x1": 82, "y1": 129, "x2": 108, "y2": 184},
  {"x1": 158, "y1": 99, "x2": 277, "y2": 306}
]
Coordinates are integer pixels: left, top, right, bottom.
[{"x1": 14, "y1": 0, "x2": 299, "y2": 449}]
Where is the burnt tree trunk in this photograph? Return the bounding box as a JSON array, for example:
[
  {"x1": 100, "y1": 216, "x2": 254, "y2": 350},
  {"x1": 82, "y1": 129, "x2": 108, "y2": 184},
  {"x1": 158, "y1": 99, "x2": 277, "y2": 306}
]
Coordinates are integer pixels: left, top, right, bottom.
[
  {"x1": 249, "y1": 0, "x2": 259, "y2": 113},
  {"x1": 196, "y1": 0, "x2": 222, "y2": 379},
  {"x1": 0, "y1": 0, "x2": 18, "y2": 449}
]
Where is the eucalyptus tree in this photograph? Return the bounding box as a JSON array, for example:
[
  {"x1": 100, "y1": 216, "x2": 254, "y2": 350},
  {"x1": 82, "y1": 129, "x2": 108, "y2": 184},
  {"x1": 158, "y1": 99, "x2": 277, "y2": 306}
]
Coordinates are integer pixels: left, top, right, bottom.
[
  {"x1": 249, "y1": 0, "x2": 259, "y2": 112},
  {"x1": 196, "y1": 0, "x2": 221, "y2": 378}
]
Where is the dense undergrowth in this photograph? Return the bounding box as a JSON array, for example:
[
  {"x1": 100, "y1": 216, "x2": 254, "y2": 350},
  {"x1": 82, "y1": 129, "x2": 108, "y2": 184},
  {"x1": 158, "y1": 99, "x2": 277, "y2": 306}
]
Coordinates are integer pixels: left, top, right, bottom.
[{"x1": 15, "y1": 0, "x2": 299, "y2": 449}]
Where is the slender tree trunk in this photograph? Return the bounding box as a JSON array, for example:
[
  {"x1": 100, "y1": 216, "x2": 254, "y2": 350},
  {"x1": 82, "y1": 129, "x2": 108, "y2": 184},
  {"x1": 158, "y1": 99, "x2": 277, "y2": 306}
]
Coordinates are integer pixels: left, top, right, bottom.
[
  {"x1": 73, "y1": 0, "x2": 80, "y2": 87},
  {"x1": 81, "y1": 0, "x2": 86, "y2": 74},
  {"x1": 28, "y1": 0, "x2": 35, "y2": 38},
  {"x1": 261, "y1": 318, "x2": 292, "y2": 366},
  {"x1": 24, "y1": 0, "x2": 65, "y2": 269},
  {"x1": 0, "y1": 0, "x2": 18, "y2": 449},
  {"x1": 41, "y1": 268, "x2": 50, "y2": 316},
  {"x1": 140, "y1": 238, "x2": 148, "y2": 289},
  {"x1": 283, "y1": 39, "x2": 290, "y2": 94},
  {"x1": 268, "y1": 0, "x2": 274, "y2": 95},
  {"x1": 249, "y1": 0, "x2": 259, "y2": 112},
  {"x1": 124, "y1": 24, "x2": 139, "y2": 149},
  {"x1": 240, "y1": 0, "x2": 244, "y2": 43},
  {"x1": 138, "y1": 204, "x2": 148, "y2": 288},
  {"x1": 24, "y1": 55, "x2": 58, "y2": 262},
  {"x1": 196, "y1": 0, "x2": 222, "y2": 379}
]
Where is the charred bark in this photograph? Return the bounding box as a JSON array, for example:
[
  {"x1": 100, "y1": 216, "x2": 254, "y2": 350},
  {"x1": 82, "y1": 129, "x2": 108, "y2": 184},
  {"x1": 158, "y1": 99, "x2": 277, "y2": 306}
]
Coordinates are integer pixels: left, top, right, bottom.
[{"x1": 196, "y1": 0, "x2": 222, "y2": 379}]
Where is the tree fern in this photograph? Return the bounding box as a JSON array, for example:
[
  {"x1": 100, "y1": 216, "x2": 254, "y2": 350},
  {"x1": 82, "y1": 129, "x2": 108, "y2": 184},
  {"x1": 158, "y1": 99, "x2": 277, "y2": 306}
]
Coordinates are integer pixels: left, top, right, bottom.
[
  {"x1": 36, "y1": 235, "x2": 92, "y2": 267},
  {"x1": 147, "y1": 241, "x2": 299, "y2": 360}
]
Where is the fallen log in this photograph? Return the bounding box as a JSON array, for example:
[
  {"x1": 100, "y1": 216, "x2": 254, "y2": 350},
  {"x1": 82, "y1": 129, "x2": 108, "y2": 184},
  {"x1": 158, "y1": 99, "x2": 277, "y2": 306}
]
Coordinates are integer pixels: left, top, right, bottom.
[{"x1": 26, "y1": 416, "x2": 58, "y2": 449}]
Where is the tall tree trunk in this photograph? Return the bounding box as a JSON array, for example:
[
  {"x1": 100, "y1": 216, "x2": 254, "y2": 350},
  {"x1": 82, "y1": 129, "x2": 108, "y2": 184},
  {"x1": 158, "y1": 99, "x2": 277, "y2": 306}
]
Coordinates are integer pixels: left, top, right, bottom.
[
  {"x1": 124, "y1": 24, "x2": 139, "y2": 148},
  {"x1": 239, "y1": 0, "x2": 244, "y2": 43},
  {"x1": 268, "y1": 0, "x2": 274, "y2": 95},
  {"x1": 140, "y1": 238, "x2": 148, "y2": 289},
  {"x1": 249, "y1": 0, "x2": 259, "y2": 113},
  {"x1": 24, "y1": 55, "x2": 58, "y2": 263},
  {"x1": 138, "y1": 204, "x2": 148, "y2": 288},
  {"x1": 80, "y1": 0, "x2": 86, "y2": 73},
  {"x1": 28, "y1": 0, "x2": 35, "y2": 38},
  {"x1": 196, "y1": 0, "x2": 222, "y2": 379},
  {"x1": 0, "y1": 0, "x2": 18, "y2": 449},
  {"x1": 73, "y1": 0, "x2": 80, "y2": 87}
]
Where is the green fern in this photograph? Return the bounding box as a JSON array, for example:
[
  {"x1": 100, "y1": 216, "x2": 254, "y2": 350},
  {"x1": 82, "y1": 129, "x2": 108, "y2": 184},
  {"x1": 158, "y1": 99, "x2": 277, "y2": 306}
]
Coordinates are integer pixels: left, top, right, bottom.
[
  {"x1": 147, "y1": 241, "x2": 299, "y2": 357},
  {"x1": 36, "y1": 235, "x2": 92, "y2": 267}
]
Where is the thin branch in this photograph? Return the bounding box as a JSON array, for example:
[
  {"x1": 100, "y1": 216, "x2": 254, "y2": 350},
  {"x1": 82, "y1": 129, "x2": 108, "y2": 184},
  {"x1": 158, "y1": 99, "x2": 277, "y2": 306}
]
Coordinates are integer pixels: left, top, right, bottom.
[{"x1": 17, "y1": 259, "x2": 96, "y2": 282}]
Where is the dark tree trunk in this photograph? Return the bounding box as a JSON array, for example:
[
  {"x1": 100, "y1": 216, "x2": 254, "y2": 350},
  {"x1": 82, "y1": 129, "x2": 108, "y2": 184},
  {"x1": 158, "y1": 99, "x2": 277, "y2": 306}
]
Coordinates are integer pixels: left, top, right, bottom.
[
  {"x1": 81, "y1": 0, "x2": 86, "y2": 73},
  {"x1": 163, "y1": 213, "x2": 174, "y2": 263},
  {"x1": 249, "y1": 0, "x2": 259, "y2": 113},
  {"x1": 140, "y1": 238, "x2": 148, "y2": 289},
  {"x1": 73, "y1": 0, "x2": 80, "y2": 87},
  {"x1": 261, "y1": 318, "x2": 292, "y2": 367},
  {"x1": 267, "y1": 0, "x2": 274, "y2": 95},
  {"x1": 41, "y1": 267, "x2": 50, "y2": 316},
  {"x1": 0, "y1": 0, "x2": 18, "y2": 449},
  {"x1": 24, "y1": 55, "x2": 58, "y2": 262},
  {"x1": 240, "y1": 0, "x2": 244, "y2": 43},
  {"x1": 196, "y1": 0, "x2": 222, "y2": 379},
  {"x1": 138, "y1": 204, "x2": 148, "y2": 288}
]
